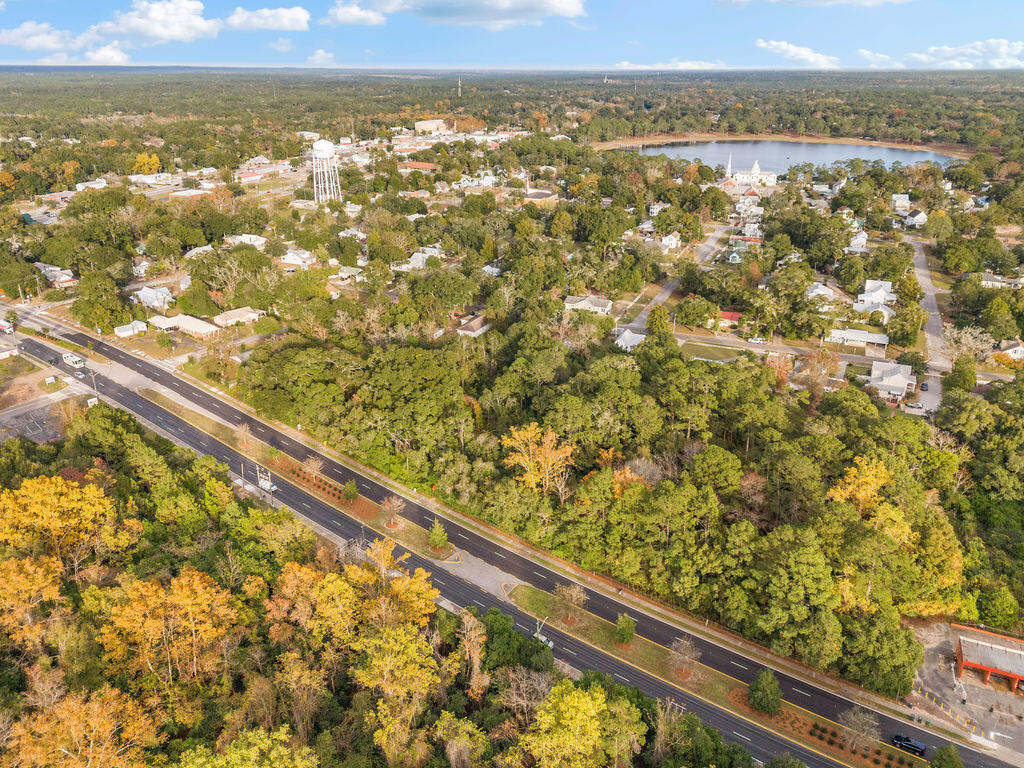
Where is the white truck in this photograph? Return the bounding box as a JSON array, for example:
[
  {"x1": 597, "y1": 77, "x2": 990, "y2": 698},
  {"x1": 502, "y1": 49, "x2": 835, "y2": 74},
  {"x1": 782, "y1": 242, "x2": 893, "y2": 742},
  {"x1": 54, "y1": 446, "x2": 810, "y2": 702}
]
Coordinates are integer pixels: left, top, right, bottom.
[
  {"x1": 61, "y1": 352, "x2": 86, "y2": 369},
  {"x1": 0, "y1": 320, "x2": 13, "y2": 334}
]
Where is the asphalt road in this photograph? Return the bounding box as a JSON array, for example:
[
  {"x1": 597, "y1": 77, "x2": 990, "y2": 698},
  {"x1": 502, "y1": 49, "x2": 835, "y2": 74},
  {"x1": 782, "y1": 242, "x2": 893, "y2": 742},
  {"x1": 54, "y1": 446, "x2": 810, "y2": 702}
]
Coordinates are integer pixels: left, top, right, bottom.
[{"x1": 27, "y1": 334, "x2": 1012, "y2": 768}]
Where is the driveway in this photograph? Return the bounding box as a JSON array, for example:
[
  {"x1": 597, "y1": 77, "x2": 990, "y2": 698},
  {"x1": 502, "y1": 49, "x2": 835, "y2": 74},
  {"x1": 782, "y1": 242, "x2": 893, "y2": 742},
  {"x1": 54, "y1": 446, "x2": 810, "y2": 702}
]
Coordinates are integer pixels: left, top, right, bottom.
[{"x1": 910, "y1": 238, "x2": 951, "y2": 371}]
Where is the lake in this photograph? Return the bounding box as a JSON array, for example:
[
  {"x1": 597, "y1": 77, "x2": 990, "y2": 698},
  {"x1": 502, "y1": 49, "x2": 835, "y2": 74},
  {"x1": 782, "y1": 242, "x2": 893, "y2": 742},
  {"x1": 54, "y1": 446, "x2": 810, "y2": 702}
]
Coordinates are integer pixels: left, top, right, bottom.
[{"x1": 639, "y1": 139, "x2": 957, "y2": 173}]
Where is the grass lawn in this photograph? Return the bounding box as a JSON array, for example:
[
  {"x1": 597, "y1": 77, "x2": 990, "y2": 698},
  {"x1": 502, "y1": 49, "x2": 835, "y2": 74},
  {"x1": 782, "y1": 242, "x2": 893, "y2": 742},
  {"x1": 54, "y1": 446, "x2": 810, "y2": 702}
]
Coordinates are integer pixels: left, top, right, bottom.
[
  {"x1": 120, "y1": 332, "x2": 198, "y2": 360},
  {"x1": 37, "y1": 376, "x2": 67, "y2": 394},
  {"x1": 510, "y1": 584, "x2": 928, "y2": 768},
  {"x1": 678, "y1": 342, "x2": 737, "y2": 361},
  {"x1": 923, "y1": 250, "x2": 955, "y2": 292},
  {"x1": 140, "y1": 389, "x2": 455, "y2": 561},
  {"x1": 0, "y1": 356, "x2": 39, "y2": 387}
]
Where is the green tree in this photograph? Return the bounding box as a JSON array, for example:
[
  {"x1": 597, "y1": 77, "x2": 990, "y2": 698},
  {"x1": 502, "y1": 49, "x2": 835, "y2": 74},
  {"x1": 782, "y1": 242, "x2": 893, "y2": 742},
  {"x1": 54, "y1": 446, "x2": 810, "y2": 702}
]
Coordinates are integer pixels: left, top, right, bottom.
[
  {"x1": 428, "y1": 518, "x2": 449, "y2": 551},
  {"x1": 176, "y1": 728, "x2": 317, "y2": 768},
  {"x1": 977, "y1": 584, "x2": 1019, "y2": 630},
  {"x1": 945, "y1": 356, "x2": 977, "y2": 393},
  {"x1": 895, "y1": 351, "x2": 928, "y2": 378},
  {"x1": 929, "y1": 745, "x2": 964, "y2": 768},
  {"x1": 614, "y1": 613, "x2": 635, "y2": 644},
  {"x1": 550, "y1": 209, "x2": 575, "y2": 240},
  {"x1": 766, "y1": 755, "x2": 806, "y2": 768},
  {"x1": 748, "y1": 668, "x2": 782, "y2": 715},
  {"x1": 343, "y1": 480, "x2": 359, "y2": 501},
  {"x1": 646, "y1": 304, "x2": 670, "y2": 336}
]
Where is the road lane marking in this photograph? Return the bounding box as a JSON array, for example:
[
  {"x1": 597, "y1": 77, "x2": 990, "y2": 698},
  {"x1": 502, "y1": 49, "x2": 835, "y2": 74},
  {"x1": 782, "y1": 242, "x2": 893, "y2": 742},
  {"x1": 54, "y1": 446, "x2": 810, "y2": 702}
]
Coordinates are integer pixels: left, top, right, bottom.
[
  {"x1": 792, "y1": 689, "x2": 812, "y2": 697},
  {"x1": 730, "y1": 661, "x2": 749, "y2": 670},
  {"x1": 614, "y1": 673, "x2": 628, "y2": 682},
  {"x1": 493, "y1": 551, "x2": 505, "y2": 559},
  {"x1": 732, "y1": 731, "x2": 751, "y2": 742},
  {"x1": 532, "y1": 570, "x2": 546, "y2": 578},
  {"x1": 563, "y1": 648, "x2": 577, "y2": 656}
]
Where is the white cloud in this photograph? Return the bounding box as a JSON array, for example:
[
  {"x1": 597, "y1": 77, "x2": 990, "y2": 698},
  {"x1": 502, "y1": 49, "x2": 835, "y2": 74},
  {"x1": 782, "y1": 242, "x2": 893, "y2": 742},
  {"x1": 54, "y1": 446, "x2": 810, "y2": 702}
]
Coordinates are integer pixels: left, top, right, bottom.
[
  {"x1": 857, "y1": 49, "x2": 905, "y2": 69},
  {"x1": 0, "y1": 2, "x2": 6, "y2": 10},
  {"x1": 307, "y1": 48, "x2": 337, "y2": 66},
  {"x1": 615, "y1": 59, "x2": 729, "y2": 71},
  {"x1": 905, "y1": 39, "x2": 1024, "y2": 69},
  {"x1": 325, "y1": 3, "x2": 386, "y2": 25},
  {"x1": 269, "y1": 36, "x2": 294, "y2": 51},
  {"x1": 89, "y1": 0, "x2": 222, "y2": 45},
  {"x1": 756, "y1": 38, "x2": 839, "y2": 68},
  {"x1": 0, "y1": 21, "x2": 79, "y2": 51},
  {"x1": 226, "y1": 6, "x2": 310, "y2": 30},
  {"x1": 722, "y1": 0, "x2": 913, "y2": 4},
  {"x1": 323, "y1": 0, "x2": 585, "y2": 30},
  {"x1": 36, "y1": 52, "x2": 74, "y2": 65},
  {"x1": 84, "y1": 43, "x2": 131, "y2": 65}
]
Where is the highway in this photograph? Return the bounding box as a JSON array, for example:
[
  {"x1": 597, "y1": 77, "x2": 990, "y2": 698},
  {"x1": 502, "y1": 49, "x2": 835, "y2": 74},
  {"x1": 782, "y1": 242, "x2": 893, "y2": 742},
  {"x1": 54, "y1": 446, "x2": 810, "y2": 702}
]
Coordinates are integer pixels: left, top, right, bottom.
[{"x1": 20, "y1": 333, "x2": 1012, "y2": 768}]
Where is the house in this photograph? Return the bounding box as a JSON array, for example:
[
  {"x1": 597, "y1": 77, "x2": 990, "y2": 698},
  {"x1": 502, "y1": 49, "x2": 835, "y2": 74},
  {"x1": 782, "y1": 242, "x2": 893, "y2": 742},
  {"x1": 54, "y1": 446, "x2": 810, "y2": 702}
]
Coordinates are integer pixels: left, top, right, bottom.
[
  {"x1": 132, "y1": 259, "x2": 152, "y2": 278},
  {"x1": 172, "y1": 315, "x2": 219, "y2": 339},
  {"x1": 848, "y1": 231, "x2": 869, "y2": 251},
  {"x1": 649, "y1": 201, "x2": 670, "y2": 217},
  {"x1": 334, "y1": 266, "x2": 364, "y2": 284},
  {"x1": 997, "y1": 338, "x2": 1024, "y2": 361},
  {"x1": 891, "y1": 194, "x2": 911, "y2": 212},
  {"x1": 37, "y1": 190, "x2": 75, "y2": 205},
  {"x1": 713, "y1": 310, "x2": 743, "y2": 330},
  {"x1": 857, "y1": 280, "x2": 897, "y2": 306},
  {"x1": 658, "y1": 232, "x2": 682, "y2": 252},
  {"x1": 344, "y1": 201, "x2": 363, "y2": 218},
  {"x1": 456, "y1": 315, "x2": 492, "y2": 338},
  {"x1": 741, "y1": 222, "x2": 763, "y2": 239},
  {"x1": 854, "y1": 301, "x2": 895, "y2": 325},
  {"x1": 339, "y1": 228, "x2": 367, "y2": 243},
  {"x1": 904, "y1": 209, "x2": 928, "y2": 229},
  {"x1": 392, "y1": 252, "x2": 429, "y2": 273},
  {"x1": 224, "y1": 234, "x2": 267, "y2": 251},
  {"x1": 868, "y1": 360, "x2": 917, "y2": 402},
  {"x1": 806, "y1": 282, "x2": 838, "y2": 304},
  {"x1": 147, "y1": 315, "x2": 178, "y2": 331},
  {"x1": 398, "y1": 160, "x2": 439, "y2": 173},
  {"x1": 978, "y1": 273, "x2": 1024, "y2": 290},
  {"x1": 296, "y1": 131, "x2": 321, "y2": 141},
  {"x1": 826, "y1": 327, "x2": 889, "y2": 354},
  {"x1": 564, "y1": 295, "x2": 612, "y2": 315},
  {"x1": 184, "y1": 244, "x2": 214, "y2": 259},
  {"x1": 212, "y1": 306, "x2": 266, "y2": 328},
  {"x1": 75, "y1": 178, "x2": 107, "y2": 192},
  {"x1": 836, "y1": 206, "x2": 855, "y2": 220},
  {"x1": 132, "y1": 286, "x2": 174, "y2": 311},
  {"x1": 725, "y1": 249, "x2": 745, "y2": 265},
  {"x1": 481, "y1": 264, "x2": 502, "y2": 278},
  {"x1": 33, "y1": 262, "x2": 78, "y2": 289},
  {"x1": 281, "y1": 247, "x2": 317, "y2": 270},
  {"x1": 614, "y1": 329, "x2": 648, "y2": 352},
  {"x1": 414, "y1": 119, "x2": 448, "y2": 135},
  {"x1": 523, "y1": 188, "x2": 561, "y2": 206},
  {"x1": 169, "y1": 189, "x2": 211, "y2": 198},
  {"x1": 114, "y1": 320, "x2": 148, "y2": 338}
]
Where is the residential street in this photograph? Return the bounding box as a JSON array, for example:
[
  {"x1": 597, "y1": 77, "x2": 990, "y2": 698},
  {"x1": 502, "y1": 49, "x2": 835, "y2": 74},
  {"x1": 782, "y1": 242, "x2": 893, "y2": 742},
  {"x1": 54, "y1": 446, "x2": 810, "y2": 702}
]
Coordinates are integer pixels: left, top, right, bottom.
[{"x1": 910, "y1": 237, "x2": 952, "y2": 371}]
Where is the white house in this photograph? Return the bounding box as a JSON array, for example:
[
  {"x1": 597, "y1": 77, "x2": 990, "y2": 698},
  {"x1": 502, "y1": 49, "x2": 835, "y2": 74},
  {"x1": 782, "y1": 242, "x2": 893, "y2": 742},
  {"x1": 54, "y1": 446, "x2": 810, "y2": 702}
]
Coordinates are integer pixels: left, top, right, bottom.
[
  {"x1": 224, "y1": 234, "x2": 267, "y2": 251},
  {"x1": 75, "y1": 178, "x2": 107, "y2": 192},
  {"x1": 414, "y1": 119, "x2": 448, "y2": 135},
  {"x1": 741, "y1": 222, "x2": 763, "y2": 239},
  {"x1": 869, "y1": 360, "x2": 917, "y2": 403},
  {"x1": 978, "y1": 273, "x2": 1024, "y2": 290},
  {"x1": 281, "y1": 247, "x2": 317, "y2": 270},
  {"x1": 826, "y1": 327, "x2": 889, "y2": 353},
  {"x1": 997, "y1": 338, "x2": 1024, "y2": 361},
  {"x1": 564, "y1": 295, "x2": 612, "y2": 315},
  {"x1": 34, "y1": 262, "x2": 78, "y2": 289},
  {"x1": 296, "y1": 131, "x2": 321, "y2": 141},
  {"x1": 891, "y1": 194, "x2": 911, "y2": 212},
  {"x1": 334, "y1": 266, "x2": 364, "y2": 284},
  {"x1": 392, "y1": 252, "x2": 429, "y2": 273},
  {"x1": 848, "y1": 231, "x2": 869, "y2": 251},
  {"x1": 456, "y1": 315, "x2": 492, "y2": 338},
  {"x1": 114, "y1": 320, "x2": 148, "y2": 338},
  {"x1": 481, "y1": 264, "x2": 502, "y2": 278},
  {"x1": 658, "y1": 232, "x2": 682, "y2": 252},
  {"x1": 344, "y1": 202, "x2": 363, "y2": 218},
  {"x1": 212, "y1": 306, "x2": 266, "y2": 328},
  {"x1": 339, "y1": 228, "x2": 367, "y2": 243},
  {"x1": 806, "y1": 282, "x2": 838, "y2": 305},
  {"x1": 132, "y1": 259, "x2": 152, "y2": 278},
  {"x1": 184, "y1": 244, "x2": 214, "y2": 260},
  {"x1": 649, "y1": 201, "x2": 670, "y2": 217},
  {"x1": 857, "y1": 280, "x2": 897, "y2": 306},
  {"x1": 904, "y1": 209, "x2": 928, "y2": 229},
  {"x1": 614, "y1": 329, "x2": 647, "y2": 352},
  {"x1": 132, "y1": 286, "x2": 174, "y2": 311},
  {"x1": 172, "y1": 315, "x2": 219, "y2": 339}
]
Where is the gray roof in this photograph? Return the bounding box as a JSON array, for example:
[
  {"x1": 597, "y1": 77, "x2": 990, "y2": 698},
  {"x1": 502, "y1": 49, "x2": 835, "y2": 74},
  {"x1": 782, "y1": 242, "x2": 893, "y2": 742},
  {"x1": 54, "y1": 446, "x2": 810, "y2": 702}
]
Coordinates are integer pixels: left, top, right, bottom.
[{"x1": 959, "y1": 633, "x2": 1024, "y2": 677}]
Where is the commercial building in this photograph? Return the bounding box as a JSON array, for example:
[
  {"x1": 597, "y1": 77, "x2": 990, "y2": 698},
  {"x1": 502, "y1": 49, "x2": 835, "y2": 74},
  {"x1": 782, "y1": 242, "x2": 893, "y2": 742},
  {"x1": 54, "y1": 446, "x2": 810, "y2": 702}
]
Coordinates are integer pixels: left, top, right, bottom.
[{"x1": 953, "y1": 623, "x2": 1024, "y2": 691}]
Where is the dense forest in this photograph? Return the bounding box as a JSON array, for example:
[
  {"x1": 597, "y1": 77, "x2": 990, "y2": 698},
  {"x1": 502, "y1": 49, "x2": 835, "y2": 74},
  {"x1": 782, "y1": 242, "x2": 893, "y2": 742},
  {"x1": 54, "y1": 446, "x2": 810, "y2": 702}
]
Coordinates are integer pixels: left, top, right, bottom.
[{"x1": 0, "y1": 403, "x2": 779, "y2": 768}]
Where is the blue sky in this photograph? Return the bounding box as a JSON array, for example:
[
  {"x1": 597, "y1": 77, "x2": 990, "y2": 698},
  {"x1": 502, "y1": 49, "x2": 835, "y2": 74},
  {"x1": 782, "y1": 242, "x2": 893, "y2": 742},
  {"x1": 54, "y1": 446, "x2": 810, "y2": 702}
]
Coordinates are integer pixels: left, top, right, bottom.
[{"x1": 0, "y1": 0, "x2": 1021, "y2": 70}]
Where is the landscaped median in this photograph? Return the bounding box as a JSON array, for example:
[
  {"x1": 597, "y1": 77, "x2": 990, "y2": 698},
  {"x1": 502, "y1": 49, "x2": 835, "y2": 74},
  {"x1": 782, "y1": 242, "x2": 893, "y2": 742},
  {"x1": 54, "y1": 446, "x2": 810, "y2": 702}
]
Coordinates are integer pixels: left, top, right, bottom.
[
  {"x1": 509, "y1": 584, "x2": 928, "y2": 768},
  {"x1": 139, "y1": 389, "x2": 457, "y2": 562}
]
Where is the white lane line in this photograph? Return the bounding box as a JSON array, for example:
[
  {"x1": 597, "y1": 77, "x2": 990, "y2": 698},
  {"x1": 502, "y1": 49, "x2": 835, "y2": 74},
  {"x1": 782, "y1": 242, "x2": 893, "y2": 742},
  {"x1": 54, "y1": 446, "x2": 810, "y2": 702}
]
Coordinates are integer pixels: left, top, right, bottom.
[
  {"x1": 563, "y1": 648, "x2": 577, "y2": 656},
  {"x1": 792, "y1": 688, "x2": 812, "y2": 697},
  {"x1": 730, "y1": 661, "x2": 748, "y2": 670},
  {"x1": 455, "y1": 532, "x2": 469, "y2": 540},
  {"x1": 614, "y1": 673, "x2": 628, "y2": 682},
  {"x1": 732, "y1": 731, "x2": 751, "y2": 742},
  {"x1": 533, "y1": 570, "x2": 546, "y2": 578},
  {"x1": 473, "y1": 600, "x2": 485, "y2": 607},
  {"x1": 493, "y1": 551, "x2": 505, "y2": 559}
]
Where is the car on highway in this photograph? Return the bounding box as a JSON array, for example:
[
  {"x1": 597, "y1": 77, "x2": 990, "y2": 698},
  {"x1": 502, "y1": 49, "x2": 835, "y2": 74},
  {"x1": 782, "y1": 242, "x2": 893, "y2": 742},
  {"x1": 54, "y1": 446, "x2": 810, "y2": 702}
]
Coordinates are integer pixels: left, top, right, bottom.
[
  {"x1": 73, "y1": 371, "x2": 86, "y2": 379},
  {"x1": 891, "y1": 734, "x2": 926, "y2": 757},
  {"x1": 533, "y1": 632, "x2": 554, "y2": 649}
]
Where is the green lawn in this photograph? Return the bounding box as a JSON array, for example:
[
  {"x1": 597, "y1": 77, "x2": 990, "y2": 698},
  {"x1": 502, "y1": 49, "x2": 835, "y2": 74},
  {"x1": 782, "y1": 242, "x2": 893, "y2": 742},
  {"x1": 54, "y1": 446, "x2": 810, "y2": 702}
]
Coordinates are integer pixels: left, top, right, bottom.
[{"x1": 678, "y1": 342, "x2": 737, "y2": 361}]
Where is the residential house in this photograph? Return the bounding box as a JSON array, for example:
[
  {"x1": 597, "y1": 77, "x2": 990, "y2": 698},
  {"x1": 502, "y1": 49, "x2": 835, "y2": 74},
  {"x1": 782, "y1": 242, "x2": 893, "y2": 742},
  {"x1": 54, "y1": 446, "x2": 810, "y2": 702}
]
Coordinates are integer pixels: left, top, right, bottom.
[
  {"x1": 75, "y1": 178, "x2": 107, "y2": 192},
  {"x1": 564, "y1": 295, "x2": 612, "y2": 316},
  {"x1": 339, "y1": 228, "x2": 367, "y2": 243},
  {"x1": 132, "y1": 286, "x2": 174, "y2": 311},
  {"x1": 114, "y1": 320, "x2": 148, "y2": 338},
  {"x1": 891, "y1": 194, "x2": 911, "y2": 212},
  {"x1": 614, "y1": 329, "x2": 647, "y2": 352},
  {"x1": 997, "y1": 338, "x2": 1024, "y2": 361},
  {"x1": 224, "y1": 234, "x2": 267, "y2": 251},
  {"x1": 212, "y1": 306, "x2": 266, "y2": 328},
  {"x1": 481, "y1": 264, "x2": 502, "y2": 278},
  {"x1": 978, "y1": 273, "x2": 1024, "y2": 290},
  {"x1": 456, "y1": 315, "x2": 492, "y2": 338},
  {"x1": 868, "y1": 360, "x2": 917, "y2": 403},
  {"x1": 658, "y1": 232, "x2": 682, "y2": 253},
  {"x1": 826, "y1": 327, "x2": 889, "y2": 354},
  {"x1": 184, "y1": 244, "x2": 214, "y2": 259},
  {"x1": 172, "y1": 315, "x2": 219, "y2": 339},
  {"x1": 334, "y1": 266, "x2": 364, "y2": 284},
  {"x1": 392, "y1": 252, "x2": 429, "y2": 273},
  {"x1": 649, "y1": 201, "x2": 670, "y2": 217},
  {"x1": 847, "y1": 231, "x2": 869, "y2": 251},
  {"x1": 344, "y1": 201, "x2": 363, "y2": 218},
  {"x1": 34, "y1": 262, "x2": 78, "y2": 289},
  {"x1": 281, "y1": 247, "x2": 317, "y2": 270},
  {"x1": 857, "y1": 280, "x2": 897, "y2": 306},
  {"x1": 132, "y1": 258, "x2": 152, "y2": 278},
  {"x1": 904, "y1": 209, "x2": 928, "y2": 229},
  {"x1": 713, "y1": 310, "x2": 743, "y2": 330},
  {"x1": 806, "y1": 282, "x2": 838, "y2": 305}
]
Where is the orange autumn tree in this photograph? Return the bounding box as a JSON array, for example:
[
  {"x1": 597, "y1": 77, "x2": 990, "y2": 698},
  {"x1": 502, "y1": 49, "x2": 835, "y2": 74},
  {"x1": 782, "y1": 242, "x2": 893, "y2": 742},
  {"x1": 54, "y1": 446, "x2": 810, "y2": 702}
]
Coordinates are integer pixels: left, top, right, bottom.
[
  {"x1": 5, "y1": 685, "x2": 158, "y2": 768},
  {"x1": 0, "y1": 556, "x2": 64, "y2": 653},
  {"x1": 501, "y1": 423, "x2": 574, "y2": 495},
  {"x1": 100, "y1": 567, "x2": 239, "y2": 691}
]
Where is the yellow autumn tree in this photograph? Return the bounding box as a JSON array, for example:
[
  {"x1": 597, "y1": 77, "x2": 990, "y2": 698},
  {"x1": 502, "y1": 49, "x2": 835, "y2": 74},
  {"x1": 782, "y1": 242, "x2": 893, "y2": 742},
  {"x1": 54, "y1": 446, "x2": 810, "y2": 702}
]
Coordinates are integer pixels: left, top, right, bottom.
[
  {"x1": 826, "y1": 456, "x2": 891, "y2": 514},
  {"x1": 132, "y1": 152, "x2": 160, "y2": 175},
  {"x1": 0, "y1": 475, "x2": 113, "y2": 576},
  {"x1": 100, "y1": 567, "x2": 238, "y2": 689},
  {"x1": 345, "y1": 539, "x2": 438, "y2": 631},
  {"x1": 501, "y1": 423, "x2": 574, "y2": 494},
  {"x1": 0, "y1": 556, "x2": 64, "y2": 652},
  {"x1": 5, "y1": 685, "x2": 159, "y2": 768}
]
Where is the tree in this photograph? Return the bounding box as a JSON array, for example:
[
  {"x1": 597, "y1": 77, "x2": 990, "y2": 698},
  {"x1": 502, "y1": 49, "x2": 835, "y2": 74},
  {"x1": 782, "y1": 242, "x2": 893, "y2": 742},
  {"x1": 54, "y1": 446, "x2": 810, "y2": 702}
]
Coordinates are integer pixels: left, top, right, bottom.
[
  {"x1": 4, "y1": 309, "x2": 17, "y2": 326},
  {"x1": 748, "y1": 668, "x2": 782, "y2": 715},
  {"x1": 554, "y1": 582, "x2": 587, "y2": 624},
  {"x1": 521, "y1": 679, "x2": 608, "y2": 768},
  {"x1": 943, "y1": 325, "x2": 994, "y2": 361},
  {"x1": 895, "y1": 351, "x2": 928, "y2": 378},
  {"x1": 0, "y1": 475, "x2": 113, "y2": 576},
  {"x1": 302, "y1": 455, "x2": 324, "y2": 477},
  {"x1": 428, "y1": 518, "x2": 449, "y2": 551},
  {"x1": 177, "y1": 727, "x2": 317, "y2": 768},
  {"x1": 767, "y1": 755, "x2": 806, "y2": 768},
  {"x1": 383, "y1": 494, "x2": 406, "y2": 528},
  {"x1": 929, "y1": 745, "x2": 964, "y2": 768},
  {"x1": 668, "y1": 636, "x2": 701, "y2": 672},
  {"x1": 838, "y1": 708, "x2": 880, "y2": 753},
  {"x1": 502, "y1": 422, "x2": 575, "y2": 495},
  {"x1": 343, "y1": 480, "x2": 359, "y2": 501},
  {"x1": 982, "y1": 297, "x2": 1020, "y2": 341},
  {"x1": 5, "y1": 685, "x2": 158, "y2": 768},
  {"x1": 614, "y1": 613, "x2": 635, "y2": 644},
  {"x1": 945, "y1": 355, "x2": 977, "y2": 393},
  {"x1": 646, "y1": 304, "x2": 670, "y2": 336},
  {"x1": 550, "y1": 209, "x2": 575, "y2": 240},
  {"x1": 433, "y1": 712, "x2": 487, "y2": 768},
  {"x1": 132, "y1": 152, "x2": 160, "y2": 175},
  {"x1": 0, "y1": 556, "x2": 63, "y2": 652},
  {"x1": 977, "y1": 584, "x2": 1019, "y2": 629}
]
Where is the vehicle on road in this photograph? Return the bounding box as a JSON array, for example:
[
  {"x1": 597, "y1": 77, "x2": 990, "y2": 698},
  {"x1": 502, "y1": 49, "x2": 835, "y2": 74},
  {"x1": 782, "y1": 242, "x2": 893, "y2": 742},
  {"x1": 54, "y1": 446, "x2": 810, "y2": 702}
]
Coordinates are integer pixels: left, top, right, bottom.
[
  {"x1": 73, "y1": 371, "x2": 86, "y2": 379},
  {"x1": 533, "y1": 632, "x2": 554, "y2": 649},
  {"x1": 48, "y1": 357, "x2": 59, "y2": 365},
  {"x1": 904, "y1": 402, "x2": 924, "y2": 411},
  {"x1": 62, "y1": 352, "x2": 85, "y2": 368},
  {"x1": 891, "y1": 734, "x2": 927, "y2": 757},
  {"x1": 920, "y1": 382, "x2": 929, "y2": 391},
  {"x1": 0, "y1": 320, "x2": 13, "y2": 334},
  {"x1": 748, "y1": 337, "x2": 768, "y2": 345}
]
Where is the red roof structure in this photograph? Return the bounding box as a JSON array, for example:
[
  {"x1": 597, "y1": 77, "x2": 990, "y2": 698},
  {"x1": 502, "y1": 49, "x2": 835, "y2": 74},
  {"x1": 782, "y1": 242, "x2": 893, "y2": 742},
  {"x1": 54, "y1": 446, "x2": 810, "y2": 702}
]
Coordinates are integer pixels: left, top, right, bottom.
[{"x1": 953, "y1": 623, "x2": 1024, "y2": 690}]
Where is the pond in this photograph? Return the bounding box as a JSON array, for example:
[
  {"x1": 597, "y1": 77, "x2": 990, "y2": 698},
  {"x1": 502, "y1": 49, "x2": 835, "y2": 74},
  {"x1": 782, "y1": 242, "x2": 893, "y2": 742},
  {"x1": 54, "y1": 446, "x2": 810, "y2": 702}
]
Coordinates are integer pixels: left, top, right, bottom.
[{"x1": 639, "y1": 139, "x2": 958, "y2": 173}]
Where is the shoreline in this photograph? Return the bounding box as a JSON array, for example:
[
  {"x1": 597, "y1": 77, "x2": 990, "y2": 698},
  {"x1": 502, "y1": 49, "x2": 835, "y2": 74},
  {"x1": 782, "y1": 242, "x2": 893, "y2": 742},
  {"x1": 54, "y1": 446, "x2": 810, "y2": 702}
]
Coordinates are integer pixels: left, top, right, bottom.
[{"x1": 591, "y1": 132, "x2": 973, "y2": 160}]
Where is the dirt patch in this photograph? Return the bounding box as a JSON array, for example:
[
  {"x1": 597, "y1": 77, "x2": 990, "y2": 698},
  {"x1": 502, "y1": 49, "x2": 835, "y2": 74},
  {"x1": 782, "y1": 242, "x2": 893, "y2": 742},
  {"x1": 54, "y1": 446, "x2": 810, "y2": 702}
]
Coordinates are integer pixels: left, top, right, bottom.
[{"x1": 0, "y1": 359, "x2": 47, "y2": 409}]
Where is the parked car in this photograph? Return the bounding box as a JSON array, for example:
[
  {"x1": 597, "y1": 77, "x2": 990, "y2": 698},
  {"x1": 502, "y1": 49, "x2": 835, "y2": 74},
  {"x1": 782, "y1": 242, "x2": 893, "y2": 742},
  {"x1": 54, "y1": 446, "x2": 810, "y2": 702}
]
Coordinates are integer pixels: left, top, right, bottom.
[
  {"x1": 905, "y1": 402, "x2": 924, "y2": 411},
  {"x1": 920, "y1": 382, "x2": 929, "y2": 391},
  {"x1": 891, "y1": 734, "x2": 926, "y2": 757},
  {"x1": 749, "y1": 337, "x2": 768, "y2": 345}
]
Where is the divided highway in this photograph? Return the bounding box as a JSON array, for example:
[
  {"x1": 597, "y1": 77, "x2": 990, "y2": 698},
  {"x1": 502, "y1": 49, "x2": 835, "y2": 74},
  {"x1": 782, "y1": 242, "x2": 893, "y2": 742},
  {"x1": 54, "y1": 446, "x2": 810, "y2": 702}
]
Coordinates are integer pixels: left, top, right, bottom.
[{"x1": 27, "y1": 333, "x2": 1010, "y2": 768}]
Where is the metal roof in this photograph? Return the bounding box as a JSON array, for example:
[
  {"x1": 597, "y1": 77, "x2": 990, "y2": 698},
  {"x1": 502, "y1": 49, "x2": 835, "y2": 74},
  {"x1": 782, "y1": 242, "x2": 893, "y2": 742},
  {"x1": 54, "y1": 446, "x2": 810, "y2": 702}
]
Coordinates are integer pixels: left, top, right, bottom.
[{"x1": 959, "y1": 633, "x2": 1024, "y2": 678}]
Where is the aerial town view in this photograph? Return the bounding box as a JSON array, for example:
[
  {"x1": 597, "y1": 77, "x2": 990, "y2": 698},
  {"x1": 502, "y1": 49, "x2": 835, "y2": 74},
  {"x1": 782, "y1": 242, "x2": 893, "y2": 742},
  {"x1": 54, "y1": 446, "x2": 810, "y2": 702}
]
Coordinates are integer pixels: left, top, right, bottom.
[{"x1": 2, "y1": 2, "x2": 1024, "y2": 768}]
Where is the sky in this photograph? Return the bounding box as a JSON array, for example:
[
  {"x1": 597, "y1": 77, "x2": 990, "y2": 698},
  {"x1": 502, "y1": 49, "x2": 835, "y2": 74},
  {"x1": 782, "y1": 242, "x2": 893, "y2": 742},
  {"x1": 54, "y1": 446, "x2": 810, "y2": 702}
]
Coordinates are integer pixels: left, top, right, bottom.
[{"x1": 0, "y1": 0, "x2": 1022, "y2": 70}]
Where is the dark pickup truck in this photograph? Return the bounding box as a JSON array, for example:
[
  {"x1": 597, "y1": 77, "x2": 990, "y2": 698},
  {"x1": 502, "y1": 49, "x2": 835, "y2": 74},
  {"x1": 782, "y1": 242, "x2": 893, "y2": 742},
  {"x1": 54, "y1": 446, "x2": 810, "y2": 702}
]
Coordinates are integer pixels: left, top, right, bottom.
[{"x1": 891, "y1": 734, "x2": 927, "y2": 757}]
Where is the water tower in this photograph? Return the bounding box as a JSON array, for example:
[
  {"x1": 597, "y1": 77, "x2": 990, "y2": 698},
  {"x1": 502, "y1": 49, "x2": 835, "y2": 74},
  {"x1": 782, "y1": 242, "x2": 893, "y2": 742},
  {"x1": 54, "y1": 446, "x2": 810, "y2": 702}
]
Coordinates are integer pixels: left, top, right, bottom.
[{"x1": 311, "y1": 139, "x2": 341, "y2": 204}]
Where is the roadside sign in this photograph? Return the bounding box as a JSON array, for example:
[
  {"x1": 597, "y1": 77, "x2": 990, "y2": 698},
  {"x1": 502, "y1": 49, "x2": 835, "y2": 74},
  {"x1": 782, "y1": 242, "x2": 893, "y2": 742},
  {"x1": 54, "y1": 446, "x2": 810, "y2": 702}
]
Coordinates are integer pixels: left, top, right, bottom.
[
  {"x1": 255, "y1": 465, "x2": 275, "y2": 492},
  {"x1": 44, "y1": 376, "x2": 55, "y2": 384},
  {"x1": 86, "y1": 397, "x2": 99, "y2": 408}
]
